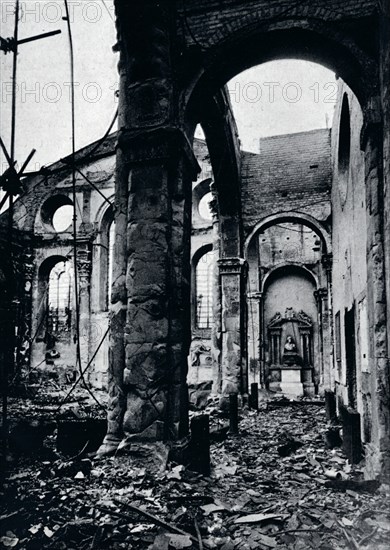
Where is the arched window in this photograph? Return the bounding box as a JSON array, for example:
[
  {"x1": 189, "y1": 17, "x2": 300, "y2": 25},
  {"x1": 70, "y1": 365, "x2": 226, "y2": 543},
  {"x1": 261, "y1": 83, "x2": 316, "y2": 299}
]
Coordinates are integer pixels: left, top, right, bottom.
[
  {"x1": 107, "y1": 220, "x2": 115, "y2": 304},
  {"x1": 96, "y1": 205, "x2": 114, "y2": 311},
  {"x1": 196, "y1": 250, "x2": 214, "y2": 329},
  {"x1": 36, "y1": 256, "x2": 73, "y2": 341},
  {"x1": 47, "y1": 261, "x2": 73, "y2": 334}
]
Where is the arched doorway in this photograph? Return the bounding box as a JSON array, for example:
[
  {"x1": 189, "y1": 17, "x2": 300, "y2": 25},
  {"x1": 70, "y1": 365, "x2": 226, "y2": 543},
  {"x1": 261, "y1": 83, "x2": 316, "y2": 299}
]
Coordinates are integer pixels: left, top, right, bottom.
[{"x1": 245, "y1": 214, "x2": 330, "y2": 394}]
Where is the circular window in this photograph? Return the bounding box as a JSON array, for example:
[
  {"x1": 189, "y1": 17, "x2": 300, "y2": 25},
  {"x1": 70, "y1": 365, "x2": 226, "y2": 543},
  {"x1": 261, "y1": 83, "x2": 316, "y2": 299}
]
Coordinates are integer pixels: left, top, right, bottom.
[
  {"x1": 41, "y1": 195, "x2": 73, "y2": 233},
  {"x1": 52, "y1": 205, "x2": 73, "y2": 232},
  {"x1": 198, "y1": 192, "x2": 213, "y2": 221},
  {"x1": 338, "y1": 94, "x2": 351, "y2": 207}
]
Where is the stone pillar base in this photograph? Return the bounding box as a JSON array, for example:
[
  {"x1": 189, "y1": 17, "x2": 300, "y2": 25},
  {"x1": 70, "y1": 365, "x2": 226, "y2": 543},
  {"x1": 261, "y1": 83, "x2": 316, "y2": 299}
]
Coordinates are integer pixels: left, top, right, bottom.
[
  {"x1": 280, "y1": 367, "x2": 303, "y2": 398},
  {"x1": 303, "y1": 382, "x2": 315, "y2": 396},
  {"x1": 364, "y1": 443, "x2": 390, "y2": 482},
  {"x1": 96, "y1": 434, "x2": 122, "y2": 457}
]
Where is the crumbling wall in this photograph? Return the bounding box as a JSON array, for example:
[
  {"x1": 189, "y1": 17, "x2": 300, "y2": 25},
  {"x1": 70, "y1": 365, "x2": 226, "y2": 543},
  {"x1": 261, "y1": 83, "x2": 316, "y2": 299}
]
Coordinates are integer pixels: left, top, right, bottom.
[
  {"x1": 331, "y1": 81, "x2": 369, "y2": 435},
  {"x1": 7, "y1": 141, "x2": 117, "y2": 391}
]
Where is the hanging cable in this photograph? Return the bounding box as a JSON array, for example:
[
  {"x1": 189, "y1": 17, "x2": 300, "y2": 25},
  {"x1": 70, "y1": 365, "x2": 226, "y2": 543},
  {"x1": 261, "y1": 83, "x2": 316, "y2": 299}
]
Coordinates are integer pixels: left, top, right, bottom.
[
  {"x1": 100, "y1": 0, "x2": 114, "y2": 22},
  {"x1": 2, "y1": 0, "x2": 20, "y2": 464},
  {"x1": 74, "y1": 167, "x2": 113, "y2": 208},
  {"x1": 63, "y1": 0, "x2": 103, "y2": 410},
  {"x1": 56, "y1": 326, "x2": 109, "y2": 412},
  {"x1": 17, "y1": 108, "x2": 118, "y2": 198}
]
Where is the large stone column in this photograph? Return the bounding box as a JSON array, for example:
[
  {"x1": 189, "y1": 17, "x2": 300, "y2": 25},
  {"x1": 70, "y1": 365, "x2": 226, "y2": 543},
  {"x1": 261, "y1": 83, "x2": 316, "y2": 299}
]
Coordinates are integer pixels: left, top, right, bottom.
[
  {"x1": 121, "y1": 131, "x2": 197, "y2": 441},
  {"x1": 99, "y1": 0, "x2": 198, "y2": 453},
  {"x1": 99, "y1": 146, "x2": 128, "y2": 454},
  {"x1": 362, "y1": 119, "x2": 390, "y2": 480},
  {"x1": 218, "y1": 257, "x2": 248, "y2": 406}
]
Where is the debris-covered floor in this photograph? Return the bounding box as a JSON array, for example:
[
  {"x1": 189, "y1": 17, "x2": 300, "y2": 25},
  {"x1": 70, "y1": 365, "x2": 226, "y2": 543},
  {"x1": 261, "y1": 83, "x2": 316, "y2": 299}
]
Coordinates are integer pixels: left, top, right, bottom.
[{"x1": 1, "y1": 391, "x2": 389, "y2": 550}]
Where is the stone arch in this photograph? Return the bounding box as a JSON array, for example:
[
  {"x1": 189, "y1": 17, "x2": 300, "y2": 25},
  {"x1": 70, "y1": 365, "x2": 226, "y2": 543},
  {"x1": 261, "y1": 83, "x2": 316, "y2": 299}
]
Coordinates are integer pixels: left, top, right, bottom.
[
  {"x1": 193, "y1": 178, "x2": 213, "y2": 206},
  {"x1": 93, "y1": 202, "x2": 115, "y2": 312},
  {"x1": 189, "y1": 89, "x2": 242, "y2": 257},
  {"x1": 94, "y1": 194, "x2": 115, "y2": 228},
  {"x1": 261, "y1": 263, "x2": 319, "y2": 294},
  {"x1": 261, "y1": 263, "x2": 320, "y2": 394},
  {"x1": 244, "y1": 211, "x2": 331, "y2": 258},
  {"x1": 36, "y1": 255, "x2": 71, "y2": 340},
  {"x1": 182, "y1": 14, "x2": 378, "y2": 119}
]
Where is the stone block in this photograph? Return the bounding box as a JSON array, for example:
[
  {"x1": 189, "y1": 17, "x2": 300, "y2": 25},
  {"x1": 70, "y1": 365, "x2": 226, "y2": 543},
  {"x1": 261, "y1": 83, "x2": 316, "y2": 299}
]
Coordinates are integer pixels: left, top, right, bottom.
[
  {"x1": 280, "y1": 367, "x2": 303, "y2": 398},
  {"x1": 123, "y1": 393, "x2": 165, "y2": 434}
]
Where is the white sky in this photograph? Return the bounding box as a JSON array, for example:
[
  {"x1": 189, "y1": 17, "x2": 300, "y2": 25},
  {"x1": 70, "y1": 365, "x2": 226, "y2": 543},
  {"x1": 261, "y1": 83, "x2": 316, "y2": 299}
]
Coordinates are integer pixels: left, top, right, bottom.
[
  {"x1": 227, "y1": 61, "x2": 336, "y2": 152},
  {"x1": 1, "y1": 1, "x2": 336, "y2": 176}
]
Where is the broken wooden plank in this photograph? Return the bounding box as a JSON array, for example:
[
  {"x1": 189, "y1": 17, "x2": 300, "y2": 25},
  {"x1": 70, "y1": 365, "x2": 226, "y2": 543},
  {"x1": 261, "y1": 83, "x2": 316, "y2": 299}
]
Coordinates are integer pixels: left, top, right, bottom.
[{"x1": 107, "y1": 501, "x2": 211, "y2": 549}]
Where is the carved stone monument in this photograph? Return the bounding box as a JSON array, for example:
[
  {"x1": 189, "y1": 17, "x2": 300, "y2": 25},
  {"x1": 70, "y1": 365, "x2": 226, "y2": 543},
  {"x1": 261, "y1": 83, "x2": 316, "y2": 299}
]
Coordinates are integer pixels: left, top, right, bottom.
[
  {"x1": 280, "y1": 335, "x2": 304, "y2": 397},
  {"x1": 267, "y1": 308, "x2": 314, "y2": 397}
]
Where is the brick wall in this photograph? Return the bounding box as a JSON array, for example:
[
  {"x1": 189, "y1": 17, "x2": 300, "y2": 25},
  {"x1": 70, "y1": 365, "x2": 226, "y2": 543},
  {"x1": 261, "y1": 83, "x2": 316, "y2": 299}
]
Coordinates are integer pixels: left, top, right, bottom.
[
  {"x1": 241, "y1": 129, "x2": 331, "y2": 234},
  {"x1": 178, "y1": 0, "x2": 377, "y2": 49}
]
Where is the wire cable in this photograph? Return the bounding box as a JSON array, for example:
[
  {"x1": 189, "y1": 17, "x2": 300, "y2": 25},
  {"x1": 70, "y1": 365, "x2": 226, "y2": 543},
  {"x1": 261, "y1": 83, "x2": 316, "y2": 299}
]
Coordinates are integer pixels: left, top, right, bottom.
[
  {"x1": 15, "y1": 108, "x2": 118, "y2": 202},
  {"x1": 56, "y1": 326, "x2": 109, "y2": 412},
  {"x1": 100, "y1": 0, "x2": 114, "y2": 22},
  {"x1": 63, "y1": 0, "x2": 104, "y2": 410},
  {"x1": 2, "y1": 0, "x2": 20, "y2": 465}
]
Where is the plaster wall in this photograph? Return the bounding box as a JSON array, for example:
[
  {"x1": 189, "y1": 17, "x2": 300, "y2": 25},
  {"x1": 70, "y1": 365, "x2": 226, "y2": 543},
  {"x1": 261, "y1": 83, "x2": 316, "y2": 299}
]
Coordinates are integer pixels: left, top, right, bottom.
[
  {"x1": 331, "y1": 81, "x2": 370, "y2": 440},
  {"x1": 263, "y1": 270, "x2": 319, "y2": 382}
]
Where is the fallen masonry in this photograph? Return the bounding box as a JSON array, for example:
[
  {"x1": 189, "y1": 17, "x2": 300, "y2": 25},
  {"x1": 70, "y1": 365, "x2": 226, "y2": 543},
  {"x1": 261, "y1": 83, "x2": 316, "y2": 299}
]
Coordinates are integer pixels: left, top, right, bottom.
[{"x1": 1, "y1": 392, "x2": 389, "y2": 550}]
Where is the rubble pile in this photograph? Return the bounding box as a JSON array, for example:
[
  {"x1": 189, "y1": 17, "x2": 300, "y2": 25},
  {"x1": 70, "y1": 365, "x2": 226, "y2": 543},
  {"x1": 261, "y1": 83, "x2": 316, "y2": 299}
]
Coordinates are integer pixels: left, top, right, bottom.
[{"x1": 1, "y1": 400, "x2": 389, "y2": 549}]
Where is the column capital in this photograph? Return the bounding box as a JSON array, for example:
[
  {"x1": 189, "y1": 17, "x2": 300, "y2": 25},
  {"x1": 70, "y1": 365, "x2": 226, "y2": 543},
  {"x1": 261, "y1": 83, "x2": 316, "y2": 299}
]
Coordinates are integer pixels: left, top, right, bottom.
[
  {"x1": 218, "y1": 257, "x2": 247, "y2": 275},
  {"x1": 247, "y1": 291, "x2": 263, "y2": 301},
  {"x1": 23, "y1": 249, "x2": 35, "y2": 283},
  {"x1": 321, "y1": 253, "x2": 333, "y2": 271},
  {"x1": 314, "y1": 287, "x2": 328, "y2": 302},
  {"x1": 76, "y1": 247, "x2": 91, "y2": 289},
  {"x1": 117, "y1": 126, "x2": 200, "y2": 179}
]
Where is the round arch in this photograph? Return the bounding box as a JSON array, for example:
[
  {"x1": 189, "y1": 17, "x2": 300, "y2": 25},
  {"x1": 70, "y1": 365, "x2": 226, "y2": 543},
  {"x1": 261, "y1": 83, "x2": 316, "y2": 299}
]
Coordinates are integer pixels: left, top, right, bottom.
[
  {"x1": 191, "y1": 244, "x2": 214, "y2": 332},
  {"x1": 192, "y1": 243, "x2": 213, "y2": 268},
  {"x1": 38, "y1": 255, "x2": 70, "y2": 279},
  {"x1": 183, "y1": 16, "x2": 378, "y2": 127},
  {"x1": 183, "y1": 14, "x2": 378, "y2": 118},
  {"x1": 93, "y1": 200, "x2": 115, "y2": 312},
  {"x1": 261, "y1": 263, "x2": 319, "y2": 294},
  {"x1": 35, "y1": 255, "x2": 71, "y2": 339},
  {"x1": 244, "y1": 211, "x2": 331, "y2": 257},
  {"x1": 94, "y1": 194, "x2": 115, "y2": 229}
]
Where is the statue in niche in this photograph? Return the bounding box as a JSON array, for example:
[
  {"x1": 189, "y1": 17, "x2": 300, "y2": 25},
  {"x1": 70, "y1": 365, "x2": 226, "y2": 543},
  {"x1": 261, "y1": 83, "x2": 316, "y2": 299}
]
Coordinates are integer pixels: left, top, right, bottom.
[{"x1": 282, "y1": 336, "x2": 302, "y2": 366}]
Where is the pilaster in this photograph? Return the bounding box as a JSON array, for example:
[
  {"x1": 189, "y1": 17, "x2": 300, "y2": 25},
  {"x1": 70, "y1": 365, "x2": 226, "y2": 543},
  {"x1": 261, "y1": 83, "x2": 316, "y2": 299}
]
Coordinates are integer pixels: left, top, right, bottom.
[{"x1": 218, "y1": 257, "x2": 248, "y2": 405}]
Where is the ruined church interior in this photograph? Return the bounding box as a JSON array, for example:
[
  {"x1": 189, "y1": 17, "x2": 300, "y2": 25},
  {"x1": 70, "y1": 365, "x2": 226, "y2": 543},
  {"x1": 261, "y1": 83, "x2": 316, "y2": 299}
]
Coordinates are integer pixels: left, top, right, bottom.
[{"x1": 0, "y1": 0, "x2": 389, "y2": 548}]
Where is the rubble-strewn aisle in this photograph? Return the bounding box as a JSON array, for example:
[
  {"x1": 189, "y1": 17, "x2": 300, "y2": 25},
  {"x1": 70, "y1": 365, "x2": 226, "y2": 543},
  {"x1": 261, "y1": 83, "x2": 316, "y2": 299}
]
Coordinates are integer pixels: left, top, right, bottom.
[{"x1": 1, "y1": 400, "x2": 389, "y2": 550}]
